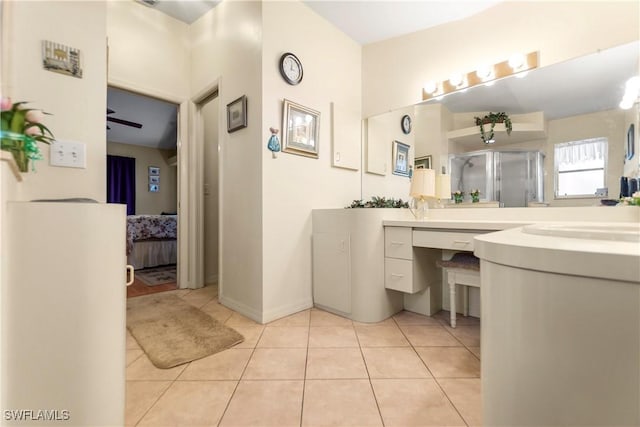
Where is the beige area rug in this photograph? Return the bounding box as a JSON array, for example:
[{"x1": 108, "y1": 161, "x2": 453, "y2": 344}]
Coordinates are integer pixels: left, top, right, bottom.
[
  {"x1": 127, "y1": 293, "x2": 244, "y2": 368},
  {"x1": 135, "y1": 265, "x2": 176, "y2": 286}
]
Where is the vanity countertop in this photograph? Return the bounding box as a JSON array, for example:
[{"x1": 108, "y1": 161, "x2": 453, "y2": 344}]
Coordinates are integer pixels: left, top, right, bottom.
[
  {"x1": 382, "y1": 219, "x2": 528, "y2": 231},
  {"x1": 380, "y1": 205, "x2": 639, "y2": 229}
]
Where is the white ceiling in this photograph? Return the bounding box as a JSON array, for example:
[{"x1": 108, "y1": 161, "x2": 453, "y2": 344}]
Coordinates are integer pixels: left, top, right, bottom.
[
  {"x1": 136, "y1": 0, "x2": 220, "y2": 24},
  {"x1": 141, "y1": 0, "x2": 501, "y2": 45},
  {"x1": 303, "y1": 1, "x2": 501, "y2": 45},
  {"x1": 107, "y1": 87, "x2": 178, "y2": 150}
]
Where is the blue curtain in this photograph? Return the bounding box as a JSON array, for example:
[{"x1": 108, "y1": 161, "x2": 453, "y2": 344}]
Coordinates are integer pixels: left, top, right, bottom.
[{"x1": 107, "y1": 155, "x2": 136, "y2": 215}]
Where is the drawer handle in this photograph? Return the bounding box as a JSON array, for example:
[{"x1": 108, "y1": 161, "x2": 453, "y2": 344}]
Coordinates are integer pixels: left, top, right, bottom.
[
  {"x1": 453, "y1": 240, "x2": 471, "y2": 245},
  {"x1": 390, "y1": 241, "x2": 405, "y2": 246},
  {"x1": 390, "y1": 273, "x2": 404, "y2": 278}
]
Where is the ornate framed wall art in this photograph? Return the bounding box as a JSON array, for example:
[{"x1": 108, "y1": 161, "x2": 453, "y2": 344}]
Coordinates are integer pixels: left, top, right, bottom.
[{"x1": 282, "y1": 99, "x2": 320, "y2": 158}]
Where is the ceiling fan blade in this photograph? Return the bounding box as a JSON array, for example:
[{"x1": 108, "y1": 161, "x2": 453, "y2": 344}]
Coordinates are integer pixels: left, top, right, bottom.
[{"x1": 107, "y1": 116, "x2": 143, "y2": 128}]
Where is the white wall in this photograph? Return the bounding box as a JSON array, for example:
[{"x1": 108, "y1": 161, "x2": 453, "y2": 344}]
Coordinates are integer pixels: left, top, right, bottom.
[
  {"x1": 190, "y1": 1, "x2": 264, "y2": 319},
  {"x1": 261, "y1": 1, "x2": 362, "y2": 321},
  {"x1": 3, "y1": 1, "x2": 107, "y2": 202},
  {"x1": 202, "y1": 97, "x2": 219, "y2": 284},
  {"x1": 107, "y1": 0, "x2": 190, "y2": 102},
  {"x1": 363, "y1": 1, "x2": 640, "y2": 118},
  {"x1": 106, "y1": 142, "x2": 177, "y2": 214}
]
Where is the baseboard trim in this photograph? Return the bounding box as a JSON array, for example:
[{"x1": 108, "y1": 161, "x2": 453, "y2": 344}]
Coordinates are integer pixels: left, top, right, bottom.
[
  {"x1": 219, "y1": 295, "x2": 263, "y2": 324},
  {"x1": 262, "y1": 298, "x2": 313, "y2": 324}
]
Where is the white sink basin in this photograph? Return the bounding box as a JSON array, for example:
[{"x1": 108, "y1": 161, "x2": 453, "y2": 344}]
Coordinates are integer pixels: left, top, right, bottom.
[{"x1": 522, "y1": 223, "x2": 640, "y2": 242}]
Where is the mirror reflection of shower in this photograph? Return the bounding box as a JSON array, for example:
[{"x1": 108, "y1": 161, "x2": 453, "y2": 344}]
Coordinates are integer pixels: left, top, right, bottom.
[
  {"x1": 449, "y1": 150, "x2": 544, "y2": 207},
  {"x1": 458, "y1": 158, "x2": 474, "y2": 192}
]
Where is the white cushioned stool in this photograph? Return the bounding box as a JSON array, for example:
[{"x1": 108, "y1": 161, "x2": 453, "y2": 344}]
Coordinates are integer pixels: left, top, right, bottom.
[{"x1": 436, "y1": 252, "x2": 480, "y2": 328}]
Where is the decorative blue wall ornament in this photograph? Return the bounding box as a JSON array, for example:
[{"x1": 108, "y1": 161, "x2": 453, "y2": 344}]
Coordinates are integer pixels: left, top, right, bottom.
[
  {"x1": 408, "y1": 164, "x2": 413, "y2": 179},
  {"x1": 267, "y1": 127, "x2": 281, "y2": 158}
]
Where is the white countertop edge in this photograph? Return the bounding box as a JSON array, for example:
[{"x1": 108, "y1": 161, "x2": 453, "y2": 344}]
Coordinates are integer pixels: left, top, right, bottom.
[
  {"x1": 382, "y1": 219, "x2": 531, "y2": 230},
  {"x1": 474, "y1": 225, "x2": 640, "y2": 283}
]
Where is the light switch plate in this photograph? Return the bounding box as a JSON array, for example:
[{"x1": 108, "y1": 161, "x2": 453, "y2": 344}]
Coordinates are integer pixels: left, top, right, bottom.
[{"x1": 50, "y1": 140, "x2": 86, "y2": 168}]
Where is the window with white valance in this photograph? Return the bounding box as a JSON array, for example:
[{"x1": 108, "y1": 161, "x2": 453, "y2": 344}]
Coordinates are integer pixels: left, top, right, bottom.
[{"x1": 554, "y1": 137, "x2": 608, "y2": 198}]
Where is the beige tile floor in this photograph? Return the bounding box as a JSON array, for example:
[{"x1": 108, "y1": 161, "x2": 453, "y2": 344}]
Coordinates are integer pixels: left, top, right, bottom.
[{"x1": 126, "y1": 285, "x2": 482, "y2": 426}]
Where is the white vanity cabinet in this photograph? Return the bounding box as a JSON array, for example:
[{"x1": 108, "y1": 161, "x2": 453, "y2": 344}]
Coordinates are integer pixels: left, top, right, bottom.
[
  {"x1": 384, "y1": 226, "x2": 425, "y2": 293},
  {"x1": 383, "y1": 226, "x2": 443, "y2": 316},
  {"x1": 312, "y1": 209, "x2": 407, "y2": 322},
  {"x1": 312, "y1": 231, "x2": 351, "y2": 314}
]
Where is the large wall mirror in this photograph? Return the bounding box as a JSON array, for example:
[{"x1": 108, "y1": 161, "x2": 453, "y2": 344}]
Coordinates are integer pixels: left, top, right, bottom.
[{"x1": 363, "y1": 41, "x2": 640, "y2": 207}]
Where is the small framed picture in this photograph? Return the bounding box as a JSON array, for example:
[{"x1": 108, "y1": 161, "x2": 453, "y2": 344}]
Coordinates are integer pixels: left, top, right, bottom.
[
  {"x1": 148, "y1": 166, "x2": 160, "y2": 176},
  {"x1": 149, "y1": 184, "x2": 159, "y2": 192},
  {"x1": 392, "y1": 140, "x2": 410, "y2": 177},
  {"x1": 227, "y1": 95, "x2": 248, "y2": 133},
  {"x1": 149, "y1": 176, "x2": 160, "y2": 185},
  {"x1": 42, "y1": 40, "x2": 82, "y2": 78},
  {"x1": 414, "y1": 155, "x2": 432, "y2": 169},
  {"x1": 282, "y1": 99, "x2": 320, "y2": 158},
  {"x1": 626, "y1": 123, "x2": 635, "y2": 161}
]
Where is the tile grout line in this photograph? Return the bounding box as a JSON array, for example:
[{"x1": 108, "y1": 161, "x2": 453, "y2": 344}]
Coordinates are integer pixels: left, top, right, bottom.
[
  {"x1": 357, "y1": 319, "x2": 387, "y2": 427},
  {"x1": 130, "y1": 290, "x2": 198, "y2": 427},
  {"x1": 215, "y1": 304, "x2": 268, "y2": 426},
  {"x1": 394, "y1": 314, "x2": 472, "y2": 427},
  {"x1": 299, "y1": 314, "x2": 312, "y2": 427},
  {"x1": 432, "y1": 315, "x2": 475, "y2": 426},
  {"x1": 131, "y1": 287, "x2": 202, "y2": 426}
]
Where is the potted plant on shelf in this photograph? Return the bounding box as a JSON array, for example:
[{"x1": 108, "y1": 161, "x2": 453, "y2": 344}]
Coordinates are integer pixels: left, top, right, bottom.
[
  {"x1": 470, "y1": 189, "x2": 480, "y2": 203},
  {"x1": 0, "y1": 98, "x2": 55, "y2": 172},
  {"x1": 474, "y1": 111, "x2": 512, "y2": 144},
  {"x1": 453, "y1": 191, "x2": 464, "y2": 204}
]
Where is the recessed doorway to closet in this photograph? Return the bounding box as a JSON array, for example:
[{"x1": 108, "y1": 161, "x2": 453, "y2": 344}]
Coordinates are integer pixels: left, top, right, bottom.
[
  {"x1": 199, "y1": 93, "x2": 219, "y2": 286},
  {"x1": 105, "y1": 86, "x2": 180, "y2": 296}
]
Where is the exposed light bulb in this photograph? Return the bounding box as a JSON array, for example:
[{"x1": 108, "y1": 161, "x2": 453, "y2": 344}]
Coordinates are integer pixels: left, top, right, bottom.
[
  {"x1": 423, "y1": 81, "x2": 438, "y2": 94},
  {"x1": 449, "y1": 73, "x2": 464, "y2": 88},
  {"x1": 476, "y1": 64, "x2": 494, "y2": 81},
  {"x1": 484, "y1": 81, "x2": 496, "y2": 87},
  {"x1": 625, "y1": 75, "x2": 640, "y2": 93},
  {"x1": 508, "y1": 53, "x2": 527, "y2": 70},
  {"x1": 515, "y1": 71, "x2": 529, "y2": 79},
  {"x1": 620, "y1": 95, "x2": 635, "y2": 110}
]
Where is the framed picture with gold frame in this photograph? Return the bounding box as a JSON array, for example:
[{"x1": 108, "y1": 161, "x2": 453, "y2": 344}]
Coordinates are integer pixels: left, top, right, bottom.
[
  {"x1": 414, "y1": 155, "x2": 432, "y2": 169},
  {"x1": 282, "y1": 99, "x2": 320, "y2": 158}
]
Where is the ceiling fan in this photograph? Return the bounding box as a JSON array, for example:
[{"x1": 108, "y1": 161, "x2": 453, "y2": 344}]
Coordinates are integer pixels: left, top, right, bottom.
[{"x1": 106, "y1": 108, "x2": 143, "y2": 130}]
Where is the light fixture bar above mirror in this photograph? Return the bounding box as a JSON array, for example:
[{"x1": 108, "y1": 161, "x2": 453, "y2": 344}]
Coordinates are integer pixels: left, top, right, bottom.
[{"x1": 422, "y1": 51, "x2": 539, "y2": 101}]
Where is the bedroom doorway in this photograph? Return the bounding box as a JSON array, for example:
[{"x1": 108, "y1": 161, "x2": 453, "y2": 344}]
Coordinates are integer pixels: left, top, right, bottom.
[{"x1": 106, "y1": 86, "x2": 181, "y2": 295}]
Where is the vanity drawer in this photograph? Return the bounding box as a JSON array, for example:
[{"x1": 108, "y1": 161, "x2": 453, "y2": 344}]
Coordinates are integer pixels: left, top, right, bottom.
[
  {"x1": 385, "y1": 258, "x2": 418, "y2": 293},
  {"x1": 412, "y1": 229, "x2": 488, "y2": 251},
  {"x1": 384, "y1": 227, "x2": 413, "y2": 260}
]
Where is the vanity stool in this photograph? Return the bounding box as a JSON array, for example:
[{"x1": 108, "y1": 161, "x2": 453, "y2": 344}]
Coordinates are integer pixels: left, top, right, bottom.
[{"x1": 436, "y1": 252, "x2": 480, "y2": 328}]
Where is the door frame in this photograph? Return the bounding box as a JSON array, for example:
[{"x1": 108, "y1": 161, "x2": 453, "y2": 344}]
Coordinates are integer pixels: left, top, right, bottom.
[{"x1": 106, "y1": 79, "x2": 199, "y2": 289}]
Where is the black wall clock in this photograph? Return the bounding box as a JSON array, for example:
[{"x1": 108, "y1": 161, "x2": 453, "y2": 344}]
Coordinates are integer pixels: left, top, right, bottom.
[
  {"x1": 401, "y1": 115, "x2": 412, "y2": 134},
  {"x1": 279, "y1": 52, "x2": 303, "y2": 85}
]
